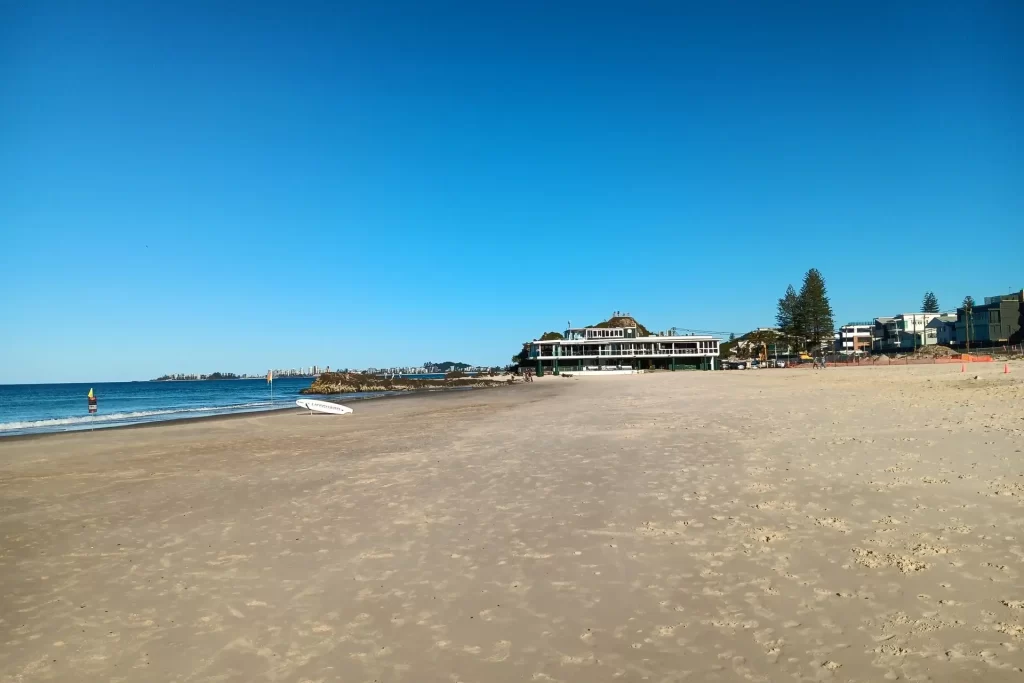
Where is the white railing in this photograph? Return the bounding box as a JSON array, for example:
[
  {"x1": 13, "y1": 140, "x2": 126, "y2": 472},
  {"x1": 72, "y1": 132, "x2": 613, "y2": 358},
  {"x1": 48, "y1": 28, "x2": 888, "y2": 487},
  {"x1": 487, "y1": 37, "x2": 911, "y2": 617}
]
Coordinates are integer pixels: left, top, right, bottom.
[{"x1": 536, "y1": 348, "x2": 718, "y2": 358}]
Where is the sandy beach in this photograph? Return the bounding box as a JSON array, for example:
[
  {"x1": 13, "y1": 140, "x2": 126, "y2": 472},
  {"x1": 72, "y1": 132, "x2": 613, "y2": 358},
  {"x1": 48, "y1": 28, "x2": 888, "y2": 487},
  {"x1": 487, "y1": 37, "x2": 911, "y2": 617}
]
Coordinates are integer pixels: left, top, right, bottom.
[{"x1": 2, "y1": 363, "x2": 1023, "y2": 682}]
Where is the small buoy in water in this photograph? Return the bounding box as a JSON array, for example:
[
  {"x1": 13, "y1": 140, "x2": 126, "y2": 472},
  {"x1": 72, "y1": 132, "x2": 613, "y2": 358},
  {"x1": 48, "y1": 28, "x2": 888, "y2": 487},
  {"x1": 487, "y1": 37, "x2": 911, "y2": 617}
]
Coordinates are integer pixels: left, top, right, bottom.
[{"x1": 87, "y1": 387, "x2": 97, "y2": 414}]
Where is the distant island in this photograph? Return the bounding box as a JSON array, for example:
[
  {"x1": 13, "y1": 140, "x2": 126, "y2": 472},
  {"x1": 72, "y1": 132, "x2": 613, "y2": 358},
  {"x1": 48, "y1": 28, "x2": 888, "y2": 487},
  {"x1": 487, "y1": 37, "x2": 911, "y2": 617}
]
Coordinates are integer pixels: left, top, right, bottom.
[
  {"x1": 421, "y1": 361, "x2": 472, "y2": 372},
  {"x1": 152, "y1": 372, "x2": 242, "y2": 381}
]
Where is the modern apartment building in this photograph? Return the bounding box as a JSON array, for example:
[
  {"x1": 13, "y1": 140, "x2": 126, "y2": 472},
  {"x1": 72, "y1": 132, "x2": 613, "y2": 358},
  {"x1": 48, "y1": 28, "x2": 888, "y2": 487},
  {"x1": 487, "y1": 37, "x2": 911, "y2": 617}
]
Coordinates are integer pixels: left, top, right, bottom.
[
  {"x1": 956, "y1": 291, "x2": 1023, "y2": 346},
  {"x1": 836, "y1": 322, "x2": 873, "y2": 354},
  {"x1": 872, "y1": 313, "x2": 948, "y2": 352}
]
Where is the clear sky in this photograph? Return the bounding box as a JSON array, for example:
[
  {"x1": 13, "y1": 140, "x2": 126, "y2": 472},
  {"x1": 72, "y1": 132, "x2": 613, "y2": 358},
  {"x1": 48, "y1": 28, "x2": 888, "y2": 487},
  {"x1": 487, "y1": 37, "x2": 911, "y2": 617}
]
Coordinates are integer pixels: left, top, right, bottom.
[{"x1": 2, "y1": 1, "x2": 1022, "y2": 383}]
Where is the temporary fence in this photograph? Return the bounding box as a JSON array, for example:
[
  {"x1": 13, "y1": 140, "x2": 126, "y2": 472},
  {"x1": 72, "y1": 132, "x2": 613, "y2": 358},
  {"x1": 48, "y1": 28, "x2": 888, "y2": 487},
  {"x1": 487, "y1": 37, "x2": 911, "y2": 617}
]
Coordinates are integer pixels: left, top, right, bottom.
[
  {"x1": 951, "y1": 343, "x2": 1024, "y2": 357},
  {"x1": 724, "y1": 343, "x2": 1022, "y2": 371},
  {"x1": 783, "y1": 354, "x2": 996, "y2": 368}
]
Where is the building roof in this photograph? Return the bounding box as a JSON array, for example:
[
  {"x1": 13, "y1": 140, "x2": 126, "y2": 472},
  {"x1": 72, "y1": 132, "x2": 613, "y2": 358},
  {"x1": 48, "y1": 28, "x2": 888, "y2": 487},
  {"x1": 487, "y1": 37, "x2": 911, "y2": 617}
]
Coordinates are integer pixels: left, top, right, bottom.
[
  {"x1": 565, "y1": 325, "x2": 637, "y2": 333},
  {"x1": 984, "y1": 292, "x2": 1022, "y2": 305}
]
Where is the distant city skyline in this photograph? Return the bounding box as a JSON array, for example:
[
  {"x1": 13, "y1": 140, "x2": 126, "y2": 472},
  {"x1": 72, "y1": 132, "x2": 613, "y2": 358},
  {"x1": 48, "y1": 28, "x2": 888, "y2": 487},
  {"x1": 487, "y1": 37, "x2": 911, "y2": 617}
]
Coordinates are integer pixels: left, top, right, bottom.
[
  {"x1": 150, "y1": 363, "x2": 498, "y2": 383},
  {"x1": 2, "y1": 3, "x2": 1021, "y2": 384}
]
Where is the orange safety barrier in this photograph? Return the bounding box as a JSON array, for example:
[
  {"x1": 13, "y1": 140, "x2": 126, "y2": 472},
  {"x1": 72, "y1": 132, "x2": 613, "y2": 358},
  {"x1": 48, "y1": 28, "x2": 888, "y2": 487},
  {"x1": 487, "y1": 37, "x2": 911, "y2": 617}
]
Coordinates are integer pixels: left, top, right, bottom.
[{"x1": 784, "y1": 355, "x2": 995, "y2": 368}]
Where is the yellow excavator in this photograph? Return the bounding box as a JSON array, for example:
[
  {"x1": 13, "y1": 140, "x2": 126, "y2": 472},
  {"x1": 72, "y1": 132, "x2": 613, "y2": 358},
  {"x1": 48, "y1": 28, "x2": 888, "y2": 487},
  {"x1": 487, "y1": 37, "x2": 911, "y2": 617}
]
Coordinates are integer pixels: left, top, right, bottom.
[{"x1": 747, "y1": 332, "x2": 775, "y2": 365}]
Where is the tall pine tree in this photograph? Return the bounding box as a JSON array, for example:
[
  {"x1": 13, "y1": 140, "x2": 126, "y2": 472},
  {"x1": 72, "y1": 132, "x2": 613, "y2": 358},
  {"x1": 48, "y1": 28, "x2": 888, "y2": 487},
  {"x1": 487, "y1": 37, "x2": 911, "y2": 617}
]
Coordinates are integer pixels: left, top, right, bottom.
[
  {"x1": 921, "y1": 291, "x2": 940, "y2": 313},
  {"x1": 797, "y1": 268, "x2": 834, "y2": 351},
  {"x1": 776, "y1": 284, "x2": 800, "y2": 349}
]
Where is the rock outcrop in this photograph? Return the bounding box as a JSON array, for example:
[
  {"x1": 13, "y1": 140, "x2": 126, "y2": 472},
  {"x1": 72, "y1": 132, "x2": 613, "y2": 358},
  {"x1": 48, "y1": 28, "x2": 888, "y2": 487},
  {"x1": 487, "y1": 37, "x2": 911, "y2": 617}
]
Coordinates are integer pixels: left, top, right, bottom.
[{"x1": 301, "y1": 372, "x2": 497, "y2": 395}]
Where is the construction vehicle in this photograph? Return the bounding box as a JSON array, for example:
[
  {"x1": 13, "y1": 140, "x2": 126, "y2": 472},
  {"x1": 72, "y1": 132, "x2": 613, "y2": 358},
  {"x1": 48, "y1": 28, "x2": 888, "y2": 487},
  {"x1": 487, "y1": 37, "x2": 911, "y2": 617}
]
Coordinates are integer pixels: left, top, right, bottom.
[{"x1": 744, "y1": 331, "x2": 773, "y2": 365}]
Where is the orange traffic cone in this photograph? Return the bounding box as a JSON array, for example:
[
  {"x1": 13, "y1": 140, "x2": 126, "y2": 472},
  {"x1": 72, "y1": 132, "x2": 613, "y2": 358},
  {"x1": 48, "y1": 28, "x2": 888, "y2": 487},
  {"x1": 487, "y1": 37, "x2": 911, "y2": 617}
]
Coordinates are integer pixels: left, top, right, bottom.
[
  {"x1": 961, "y1": 363, "x2": 965, "y2": 373},
  {"x1": 1005, "y1": 363, "x2": 1010, "y2": 374}
]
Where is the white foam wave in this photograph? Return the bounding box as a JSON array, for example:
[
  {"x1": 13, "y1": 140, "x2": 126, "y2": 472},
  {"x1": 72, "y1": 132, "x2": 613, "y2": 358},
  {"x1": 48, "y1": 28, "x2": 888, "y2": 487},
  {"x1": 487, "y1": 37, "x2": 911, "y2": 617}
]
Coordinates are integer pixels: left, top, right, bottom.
[{"x1": 0, "y1": 402, "x2": 273, "y2": 433}]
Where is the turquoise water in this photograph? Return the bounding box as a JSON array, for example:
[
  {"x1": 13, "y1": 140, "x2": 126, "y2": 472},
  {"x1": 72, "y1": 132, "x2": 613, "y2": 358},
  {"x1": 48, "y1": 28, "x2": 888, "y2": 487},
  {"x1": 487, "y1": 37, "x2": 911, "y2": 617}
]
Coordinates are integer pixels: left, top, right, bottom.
[{"x1": 0, "y1": 378, "x2": 387, "y2": 436}]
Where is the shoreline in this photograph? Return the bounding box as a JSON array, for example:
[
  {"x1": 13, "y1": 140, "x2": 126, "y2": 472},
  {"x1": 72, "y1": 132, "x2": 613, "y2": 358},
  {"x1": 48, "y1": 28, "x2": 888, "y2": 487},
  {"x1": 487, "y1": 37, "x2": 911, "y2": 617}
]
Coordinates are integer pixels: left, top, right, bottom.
[{"x1": 0, "y1": 382, "x2": 516, "y2": 442}]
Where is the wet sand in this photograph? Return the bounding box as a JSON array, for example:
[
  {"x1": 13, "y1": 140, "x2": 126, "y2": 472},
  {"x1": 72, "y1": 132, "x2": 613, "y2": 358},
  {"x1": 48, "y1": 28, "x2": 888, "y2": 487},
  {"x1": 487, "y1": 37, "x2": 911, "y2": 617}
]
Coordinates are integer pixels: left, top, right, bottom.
[{"x1": 1, "y1": 363, "x2": 1023, "y2": 681}]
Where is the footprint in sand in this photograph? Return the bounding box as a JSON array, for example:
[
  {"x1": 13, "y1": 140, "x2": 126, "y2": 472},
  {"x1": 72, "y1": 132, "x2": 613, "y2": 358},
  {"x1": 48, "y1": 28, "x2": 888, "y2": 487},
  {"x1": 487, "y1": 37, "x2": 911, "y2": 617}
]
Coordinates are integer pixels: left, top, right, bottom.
[
  {"x1": 851, "y1": 548, "x2": 929, "y2": 573},
  {"x1": 485, "y1": 640, "x2": 511, "y2": 662},
  {"x1": 911, "y1": 543, "x2": 956, "y2": 556},
  {"x1": 814, "y1": 517, "x2": 850, "y2": 533}
]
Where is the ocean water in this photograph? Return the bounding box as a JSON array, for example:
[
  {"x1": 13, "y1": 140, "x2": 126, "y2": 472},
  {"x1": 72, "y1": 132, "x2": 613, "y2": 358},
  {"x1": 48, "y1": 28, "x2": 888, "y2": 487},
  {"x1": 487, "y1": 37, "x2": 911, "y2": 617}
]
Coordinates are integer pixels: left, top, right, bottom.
[{"x1": 0, "y1": 378, "x2": 386, "y2": 437}]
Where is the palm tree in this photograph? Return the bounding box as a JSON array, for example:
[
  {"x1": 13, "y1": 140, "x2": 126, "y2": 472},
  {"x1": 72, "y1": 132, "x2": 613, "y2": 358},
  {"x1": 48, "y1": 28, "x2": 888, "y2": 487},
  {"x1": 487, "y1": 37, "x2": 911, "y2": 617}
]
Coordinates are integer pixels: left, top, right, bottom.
[{"x1": 962, "y1": 296, "x2": 975, "y2": 352}]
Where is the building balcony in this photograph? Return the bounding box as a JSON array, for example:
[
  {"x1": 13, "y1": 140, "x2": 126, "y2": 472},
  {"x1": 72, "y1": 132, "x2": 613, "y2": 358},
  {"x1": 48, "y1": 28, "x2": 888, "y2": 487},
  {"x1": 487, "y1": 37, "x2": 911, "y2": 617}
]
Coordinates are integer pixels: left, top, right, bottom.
[{"x1": 533, "y1": 347, "x2": 718, "y2": 359}]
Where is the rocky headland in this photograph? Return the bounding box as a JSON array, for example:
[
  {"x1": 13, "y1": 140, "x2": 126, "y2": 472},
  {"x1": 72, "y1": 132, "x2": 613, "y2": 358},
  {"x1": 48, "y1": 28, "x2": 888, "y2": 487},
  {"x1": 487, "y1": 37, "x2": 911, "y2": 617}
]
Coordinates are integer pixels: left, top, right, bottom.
[{"x1": 300, "y1": 372, "x2": 503, "y2": 395}]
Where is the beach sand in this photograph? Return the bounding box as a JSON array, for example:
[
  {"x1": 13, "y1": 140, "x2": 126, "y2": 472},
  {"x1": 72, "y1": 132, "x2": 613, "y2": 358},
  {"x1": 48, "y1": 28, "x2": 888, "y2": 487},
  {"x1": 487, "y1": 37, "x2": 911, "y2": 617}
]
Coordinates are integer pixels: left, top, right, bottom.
[{"x1": 2, "y1": 363, "x2": 1023, "y2": 681}]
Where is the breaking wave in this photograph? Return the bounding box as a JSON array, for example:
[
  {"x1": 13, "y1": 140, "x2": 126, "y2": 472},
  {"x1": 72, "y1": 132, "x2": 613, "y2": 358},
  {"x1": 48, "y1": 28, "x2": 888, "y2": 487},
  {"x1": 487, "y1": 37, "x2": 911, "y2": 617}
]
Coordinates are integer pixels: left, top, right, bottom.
[{"x1": 0, "y1": 402, "x2": 273, "y2": 433}]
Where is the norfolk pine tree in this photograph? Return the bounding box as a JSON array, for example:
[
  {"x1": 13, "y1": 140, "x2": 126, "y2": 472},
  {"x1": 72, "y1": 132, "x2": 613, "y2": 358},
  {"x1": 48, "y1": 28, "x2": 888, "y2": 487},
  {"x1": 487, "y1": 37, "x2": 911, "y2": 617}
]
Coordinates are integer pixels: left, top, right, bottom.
[
  {"x1": 776, "y1": 285, "x2": 800, "y2": 351},
  {"x1": 797, "y1": 269, "x2": 834, "y2": 353}
]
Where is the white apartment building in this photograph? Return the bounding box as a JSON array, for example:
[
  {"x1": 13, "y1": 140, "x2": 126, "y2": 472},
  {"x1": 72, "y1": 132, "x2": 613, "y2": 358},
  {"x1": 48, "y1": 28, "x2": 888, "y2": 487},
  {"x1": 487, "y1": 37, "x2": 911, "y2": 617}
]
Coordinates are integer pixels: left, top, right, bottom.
[
  {"x1": 836, "y1": 322, "x2": 873, "y2": 354},
  {"x1": 872, "y1": 312, "x2": 954, "y2": 352}
]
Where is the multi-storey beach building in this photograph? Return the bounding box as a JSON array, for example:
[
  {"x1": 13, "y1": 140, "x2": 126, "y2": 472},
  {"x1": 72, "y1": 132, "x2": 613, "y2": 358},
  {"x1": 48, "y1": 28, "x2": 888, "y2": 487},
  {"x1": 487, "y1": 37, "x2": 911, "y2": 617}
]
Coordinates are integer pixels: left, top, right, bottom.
[
  {"x1": 524, "y1": 321, "x2": 720, "y2": 374},
  {"x1": 836, "y1": 322, "x2": 873, "y2": 354}
]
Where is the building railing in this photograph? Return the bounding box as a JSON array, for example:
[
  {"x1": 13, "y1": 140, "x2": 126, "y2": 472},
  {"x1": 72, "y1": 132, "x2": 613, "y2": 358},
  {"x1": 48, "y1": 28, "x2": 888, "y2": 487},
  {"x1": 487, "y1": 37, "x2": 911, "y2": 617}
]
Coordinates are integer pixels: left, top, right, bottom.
[{"x1": 533, "y1": 347, "x2": 718, "y2": 358}]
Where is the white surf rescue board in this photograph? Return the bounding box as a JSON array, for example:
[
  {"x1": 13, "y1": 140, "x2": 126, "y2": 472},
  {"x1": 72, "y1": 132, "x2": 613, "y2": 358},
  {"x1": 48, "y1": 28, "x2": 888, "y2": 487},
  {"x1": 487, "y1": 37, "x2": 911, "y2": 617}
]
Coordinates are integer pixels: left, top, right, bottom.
[{"x1": 296, "y1": 399, "x2": 353, "y2": 415}]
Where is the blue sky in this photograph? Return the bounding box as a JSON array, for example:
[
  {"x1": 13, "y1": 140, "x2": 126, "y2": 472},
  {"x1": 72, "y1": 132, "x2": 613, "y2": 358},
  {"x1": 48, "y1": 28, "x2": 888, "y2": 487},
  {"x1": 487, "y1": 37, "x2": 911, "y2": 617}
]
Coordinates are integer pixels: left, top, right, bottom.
[{"x1": 2, "y1": 1, "x2": 1021, "y2": 383}]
